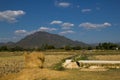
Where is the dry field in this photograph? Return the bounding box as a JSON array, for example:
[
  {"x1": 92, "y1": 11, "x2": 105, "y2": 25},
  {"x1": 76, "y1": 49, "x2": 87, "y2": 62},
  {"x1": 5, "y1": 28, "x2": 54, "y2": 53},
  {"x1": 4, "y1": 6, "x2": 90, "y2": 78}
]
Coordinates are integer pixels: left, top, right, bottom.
[
  {"x1": 0, "y1": 51, "x2": 72, "y2": 76},
  {"x1": 1, "y1": 68, "x2": 120, "y2": 80},
  {"x1": 0, "y1": 56, "x2": 24, "y2": 76},
  {"x1": 88, "y1": 55, "x2": 120, "y2": 60},
  {"x1": 44, "y1": 54, "x2": 72, "y2": 68},
  {"x1": 0, "y1": 51, "x2": 120, "y2": 80}
]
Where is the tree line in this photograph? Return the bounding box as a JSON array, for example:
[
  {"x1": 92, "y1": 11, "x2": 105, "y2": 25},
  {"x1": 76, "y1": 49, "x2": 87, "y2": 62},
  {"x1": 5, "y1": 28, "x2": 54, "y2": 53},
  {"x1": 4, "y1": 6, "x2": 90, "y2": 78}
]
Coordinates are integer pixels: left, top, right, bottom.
[
  {"x1": 0, "y1": 42, "x2": 120, "y2": 51},
  {"x1": 96, "y1": 42, "x2": 119, "y2": 50}
]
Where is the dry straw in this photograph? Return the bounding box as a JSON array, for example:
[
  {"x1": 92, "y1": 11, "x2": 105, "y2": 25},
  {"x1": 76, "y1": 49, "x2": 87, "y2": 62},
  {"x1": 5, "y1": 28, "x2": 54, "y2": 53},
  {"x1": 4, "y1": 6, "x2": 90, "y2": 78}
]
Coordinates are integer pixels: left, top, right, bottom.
[{"x1": 24, "y1": 51, "x2": 45, "y2": 69}]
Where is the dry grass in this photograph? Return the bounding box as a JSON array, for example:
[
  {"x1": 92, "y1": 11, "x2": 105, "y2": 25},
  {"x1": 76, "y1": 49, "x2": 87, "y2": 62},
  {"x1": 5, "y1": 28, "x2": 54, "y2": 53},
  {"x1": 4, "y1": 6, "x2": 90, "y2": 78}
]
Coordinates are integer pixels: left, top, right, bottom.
[
  {"x1": 61, "y1": 69, "x2": 120, "y2": 80},
  {"x1": 44, "y1": 54, "x2": 72, "y2": 68},
  {"x1": 1, "y1": 69, "x2": 120, "y2": 80},
  {"x1": 0, "y1": 52, "x2": 23, "y2": 57},
  {"x1": 0, "y1": 51, "x2": 120, "y2": 80},
  {"x1": 89, "y1": 55, "x2": 120, "y2": 60},
  {"x1": 0, "y1": 68, "x2": 69, "y2": 80},
  {"x1": 24, "y1": 51, "x2": 45, "y2": 68},
  {"x1": 0, "y1": 56, "x2": 24, "y2": 76},
  {"x1": 0, "y1": 52, "x2": 72, "y2": 76}
]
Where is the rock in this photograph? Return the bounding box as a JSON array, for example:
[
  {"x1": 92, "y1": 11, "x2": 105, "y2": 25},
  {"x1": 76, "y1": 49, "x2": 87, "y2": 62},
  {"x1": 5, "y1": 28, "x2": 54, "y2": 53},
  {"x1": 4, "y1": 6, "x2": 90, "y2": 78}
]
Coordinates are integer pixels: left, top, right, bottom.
[{"x1": 63, "y1": 60, "x2": 79, "y2": 69}]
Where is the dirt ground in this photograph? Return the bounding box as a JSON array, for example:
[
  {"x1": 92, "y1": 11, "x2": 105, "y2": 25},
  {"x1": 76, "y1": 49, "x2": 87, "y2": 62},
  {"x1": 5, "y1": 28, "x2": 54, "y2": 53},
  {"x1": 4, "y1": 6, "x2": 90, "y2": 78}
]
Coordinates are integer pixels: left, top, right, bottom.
[
  {"x1": 0, "y1": 68, "x2": 69, "y2": 80},
  {"x1": 1, "y1": 68, "x2": 120, "y2": 80},
  {"x1": 0, "y1": 51, "x2": 120, "y2": 80}
]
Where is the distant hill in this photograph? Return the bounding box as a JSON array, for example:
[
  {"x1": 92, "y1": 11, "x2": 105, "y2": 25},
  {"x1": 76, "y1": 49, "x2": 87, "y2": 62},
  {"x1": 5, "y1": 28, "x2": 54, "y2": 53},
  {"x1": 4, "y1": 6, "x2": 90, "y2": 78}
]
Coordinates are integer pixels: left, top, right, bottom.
[
  {"x1": 15, "y1": 31, "x2": 88, "y2": 49},
  {"x1": 0, "y1": 43, "x2": 4, "y2": 46},
  {"x1": 0, "y1": 42, "x2": 15, "y2": 47},
  {"x1": 117, "y1": 42, "x2": 120, "y2": 46}
]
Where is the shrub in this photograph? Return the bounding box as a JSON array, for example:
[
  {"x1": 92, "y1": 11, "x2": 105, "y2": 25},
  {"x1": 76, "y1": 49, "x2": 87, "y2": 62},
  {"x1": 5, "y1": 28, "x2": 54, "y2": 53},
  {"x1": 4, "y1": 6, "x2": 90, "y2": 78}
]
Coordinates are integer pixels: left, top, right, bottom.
[
  {"x1": 72, "y1": 55, "x2": 88, "y2": 62},
  {"x1": 52, "y1": 59, "x2": 65, "y2": 71},
  {"x1": 52, "y1": 62, "x2": 65, "y2": 71}
]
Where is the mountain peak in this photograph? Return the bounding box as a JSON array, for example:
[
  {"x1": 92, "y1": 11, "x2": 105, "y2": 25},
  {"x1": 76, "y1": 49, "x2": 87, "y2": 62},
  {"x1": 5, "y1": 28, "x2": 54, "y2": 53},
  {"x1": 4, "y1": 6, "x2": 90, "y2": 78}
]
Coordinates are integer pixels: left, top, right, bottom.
[{"x1": 14, "y1": 31, "x2": 87, "y2": 49}]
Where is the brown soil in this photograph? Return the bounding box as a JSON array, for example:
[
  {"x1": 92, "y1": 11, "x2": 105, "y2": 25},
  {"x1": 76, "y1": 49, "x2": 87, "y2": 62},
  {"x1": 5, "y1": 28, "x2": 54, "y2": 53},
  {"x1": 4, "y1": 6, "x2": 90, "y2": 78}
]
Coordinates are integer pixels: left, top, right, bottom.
[{"x1": 0, "y1": 68, "x2": 69, "y2": 80}]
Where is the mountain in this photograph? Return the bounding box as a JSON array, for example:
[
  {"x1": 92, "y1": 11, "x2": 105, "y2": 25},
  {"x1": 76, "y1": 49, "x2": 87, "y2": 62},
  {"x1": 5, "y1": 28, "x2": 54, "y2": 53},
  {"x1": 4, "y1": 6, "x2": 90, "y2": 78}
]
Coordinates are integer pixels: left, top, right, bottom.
[
  {"x1": 0, "y1": 42, "x2": 15, "y2": 47},
  {"x1": 15, "y1": 31, "x2": 88, "y2": 49},
  {"x1": 117, "y1": 42, "x2": 120, "y2": 46},
  {"x1": 0, "y1": 43, "x2": 5, "y2": 47}
]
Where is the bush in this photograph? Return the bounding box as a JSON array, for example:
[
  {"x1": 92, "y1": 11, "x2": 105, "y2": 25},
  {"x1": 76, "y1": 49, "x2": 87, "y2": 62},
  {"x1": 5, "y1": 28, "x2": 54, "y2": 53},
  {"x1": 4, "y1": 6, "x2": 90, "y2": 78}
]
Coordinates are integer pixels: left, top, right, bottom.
[
  {"x1": 52, "y1": 62, "x2": 65, "y2": 71},
  {"x1": 72, "y1": 55, "x2": 88, "y2": 62},
  {"x1": 52, "y1": 59, "x2": 65, "y2": 71}
]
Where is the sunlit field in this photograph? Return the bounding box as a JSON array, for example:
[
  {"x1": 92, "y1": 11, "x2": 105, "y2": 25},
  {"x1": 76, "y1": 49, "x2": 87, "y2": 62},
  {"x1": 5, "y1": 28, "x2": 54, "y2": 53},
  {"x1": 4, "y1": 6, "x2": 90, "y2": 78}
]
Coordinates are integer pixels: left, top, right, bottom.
[{"x1": 0, "y1": 50, "x2": 120, "y2": 80}]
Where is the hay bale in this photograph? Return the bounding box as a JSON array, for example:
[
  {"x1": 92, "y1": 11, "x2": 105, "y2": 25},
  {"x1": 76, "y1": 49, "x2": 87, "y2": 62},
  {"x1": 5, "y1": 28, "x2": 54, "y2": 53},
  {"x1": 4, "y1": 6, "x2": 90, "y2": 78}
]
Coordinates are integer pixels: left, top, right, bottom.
[{"x1": 24, "y1": 51, "x2": 45, "y2": 68}]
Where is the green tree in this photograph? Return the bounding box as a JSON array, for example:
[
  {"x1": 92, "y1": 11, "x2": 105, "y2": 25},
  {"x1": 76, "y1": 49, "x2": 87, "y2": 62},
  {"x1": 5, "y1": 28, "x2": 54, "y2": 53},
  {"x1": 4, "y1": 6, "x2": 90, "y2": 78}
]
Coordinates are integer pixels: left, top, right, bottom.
[
  {"x1": 64, "y1": 45, "x2": 72, "y2": 50},
  {"x1": 40, "y1": 44, "x2": 55, "y2": 50},
  {"x1": 72, "y1": 46, "x2": 81, "y2": 50},
  {"x1": 96, "y1": 42, "x2": 119, "y2": 50},
  {"x1": 0, "y1": 46, "x2": 8, "y2": 51},
  {"x1": 9, "y1": 46, "x2": 24, "y2": 51},
  {"x1": 87, "y1": 46, "x2": 93, "y2": 50}
]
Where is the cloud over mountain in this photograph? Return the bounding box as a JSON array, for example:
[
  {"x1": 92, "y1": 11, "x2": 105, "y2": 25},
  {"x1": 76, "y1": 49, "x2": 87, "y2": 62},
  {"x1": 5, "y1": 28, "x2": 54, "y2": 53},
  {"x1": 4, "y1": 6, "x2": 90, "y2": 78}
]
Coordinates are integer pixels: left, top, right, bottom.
[
  {"x1": 60, "y1": 30, "x2": 75, "y2": 35},
  {"x1": 62, "y1": 22, "x2": 74, "y2": 29},
  {"x1": 15, "y1": 30, "x2": 27, "y2": 34},
  {"x1": 39, "y1": 27, "x2": 57, "y2": 32}
]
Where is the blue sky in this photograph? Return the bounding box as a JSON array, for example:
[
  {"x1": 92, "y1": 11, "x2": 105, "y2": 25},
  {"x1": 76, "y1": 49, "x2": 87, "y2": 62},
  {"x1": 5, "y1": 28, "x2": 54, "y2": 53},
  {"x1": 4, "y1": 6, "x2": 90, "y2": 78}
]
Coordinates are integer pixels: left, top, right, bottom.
[{"x1": 0, "y1": 0, "x2": 120, "y2": 43}]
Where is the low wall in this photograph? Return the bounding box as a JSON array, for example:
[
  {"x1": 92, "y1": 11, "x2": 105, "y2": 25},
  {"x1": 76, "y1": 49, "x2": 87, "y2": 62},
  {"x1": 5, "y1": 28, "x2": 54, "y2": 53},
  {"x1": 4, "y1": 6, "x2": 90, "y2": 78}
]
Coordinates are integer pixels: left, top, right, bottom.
[
  {"x1": 78, "y1": 60, "x2": 120, "y2": 68},
  {"x1": 63, "y1": 59, "x2": 120, "y2": 69}
]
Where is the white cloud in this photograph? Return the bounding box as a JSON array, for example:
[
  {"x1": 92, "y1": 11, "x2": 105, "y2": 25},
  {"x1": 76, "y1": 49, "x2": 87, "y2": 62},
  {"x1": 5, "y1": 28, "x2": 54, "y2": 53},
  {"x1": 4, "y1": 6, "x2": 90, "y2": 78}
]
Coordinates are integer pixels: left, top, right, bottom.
[
  {"x1": 62, "y1": 22, "x2": 74, "y2": 29},
  {"x1": 14, "y1": 27, "x2": 57, "y2": 37},
  {"x1": 50, "y1": 20, "x2": 62, "y2": 24},
  {"x1": 56, "y1": 2, "x2": 71, "y2": 7},
  {"x1": 39, "y1": 27, "x2": 57, "y2": 32},
  {"x1": 0, "y1": 10, "x2": 25, "y2": 22},
  {"x1": 103, "y1": 22, "x2": 111, "y2": 26},
  {"x1": 79, "y1": 22, "x2": 112, "y2": 29},
  {"x1": 81, "y1": 9, "x2": 91, "y2": 13},
  {"x1": 15, "y1": 30, "x2": 28, "y2": 35},
  {"x1": 59, "y1": 30, "x2": 75, "y2": 35},
  {"x1": 77, "y1": 5, "x2": 80, "y2": 8},
  {"x1": 96, "y1": 7, "x2": 100, "y2": 10},
  {"x1": 13, "y1": 27, "x2": 57, "y2": 42}
]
